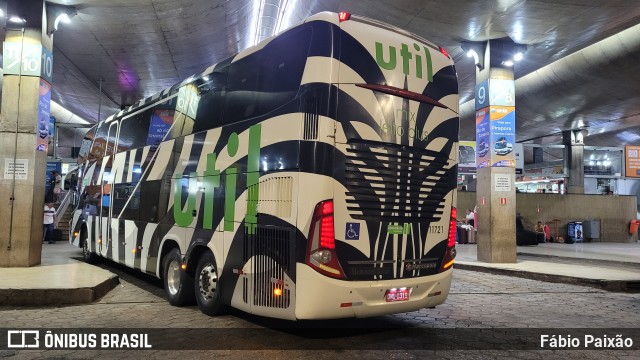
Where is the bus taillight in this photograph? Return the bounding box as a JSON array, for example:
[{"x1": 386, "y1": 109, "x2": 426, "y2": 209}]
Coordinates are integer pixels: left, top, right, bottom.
[
  {"x1": 338, "y1": 12, "x2": 351, "y2": 22},
  {"x1": 306, "y1": 200, "x2": 345, "y2": 279},
  {"x1": 440, "y1": 206, "x2": 457, "y2": 273},
  {"x1": 448, "y1": 207, "x2": 457, "y2": 248},
  {"x1": 439, "y1": 46, "x2": 450, "y2": 59}
]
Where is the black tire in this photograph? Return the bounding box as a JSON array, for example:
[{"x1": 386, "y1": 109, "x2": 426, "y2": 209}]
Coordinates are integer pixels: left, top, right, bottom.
[
  {"x1": 162, "y1": 248, "x2": 195, "y2": 306},
  {"x1": 81, "y1": 229, "x2": 97, "y2": 263},
  {"x1": 194, "y1": 251, "x2": 226, "y2": 316}
]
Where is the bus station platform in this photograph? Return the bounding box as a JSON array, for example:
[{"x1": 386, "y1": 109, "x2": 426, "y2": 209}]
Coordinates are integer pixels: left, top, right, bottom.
[
  {"x1": 1, "y1": 241, "x2": 639, "y2": 307},
  {"x1": 455, "y1": 242, "x2": 640, "y2": 292},
  {"x1": 0, "y1": 243, "x2": 118, "y2": 306}
]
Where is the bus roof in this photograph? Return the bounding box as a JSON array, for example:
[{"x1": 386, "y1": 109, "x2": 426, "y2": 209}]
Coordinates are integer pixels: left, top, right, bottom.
[{"x1": 106, "y1": 11, "x2": 448, "y2": 122}]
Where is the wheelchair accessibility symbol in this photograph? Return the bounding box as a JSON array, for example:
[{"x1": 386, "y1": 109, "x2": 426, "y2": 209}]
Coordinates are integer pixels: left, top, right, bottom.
[{"x1": 345, "y1": 223, "x2": 360, "y2": 240}]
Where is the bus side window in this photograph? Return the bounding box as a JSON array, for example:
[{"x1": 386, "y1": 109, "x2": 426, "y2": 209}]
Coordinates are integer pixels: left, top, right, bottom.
[
  {"x1": 194, "y1": 68, "x2": 228, "y2": 133},
  {"x1": 139, "y1": 180, "x2": 162, "y2": 223},
  {"x1": 224, "y1": 27, "x2": 311, "y2": 125},
  {"x1": 119, "y1": 110, "x2": 153, "y2": 152},
  {"x1": 89, "y1": 122, "x2": 109, "y2": 161},
  {"x1": 171, "y1": 85, "x2": 198, "y2": 139},
  {"x1": 146, "y1": 104, "x2": 175, "y2": 146}
]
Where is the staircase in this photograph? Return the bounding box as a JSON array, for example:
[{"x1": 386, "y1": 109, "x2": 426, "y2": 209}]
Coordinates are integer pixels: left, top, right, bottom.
[
  {"x1": 57, "y1": 206, "x2": 74, "y2": 241},
  {"x1": 54, "y1": 190, "x2": 75, "y2": 242}
]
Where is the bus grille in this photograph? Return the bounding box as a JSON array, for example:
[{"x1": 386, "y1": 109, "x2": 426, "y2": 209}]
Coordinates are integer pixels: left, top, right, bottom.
[
  {"x1": 303, "y1": 97, "x2": 319, "y2": 140},
  {"x1": 244, "y1": 226, "x2": 294, "y2": 309},
  {"x1": 344, "y1": 140, "x2": 451, "y2": 223}
]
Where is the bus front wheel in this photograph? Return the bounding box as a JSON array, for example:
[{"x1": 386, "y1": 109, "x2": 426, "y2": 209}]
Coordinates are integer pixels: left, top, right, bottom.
[
  {"x1": 162, "y1": 248, "x2": 195, "y2": 306},
  {"x1": 194, "y1": 251, "x2": 226, "y2": 316}
]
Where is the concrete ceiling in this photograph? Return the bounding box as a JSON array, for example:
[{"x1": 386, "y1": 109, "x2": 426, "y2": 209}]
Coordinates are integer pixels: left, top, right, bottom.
[{"x1": 7, "y1": 0, "x2": 640, "y2": 148}]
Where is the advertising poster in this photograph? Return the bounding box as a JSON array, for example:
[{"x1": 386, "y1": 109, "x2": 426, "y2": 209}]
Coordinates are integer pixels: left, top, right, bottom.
[
  {"x1": 146, "y1": 109, "x2": 175, "y2": 147},
  {"x1": 458, "y1": 140, "x2": 476, "y2": 174},
  {"x1": 489, "y1": 106, "x2": 515, "y2": 167},
  {"x1": 625, "y1": 145, "x2": 640, "y2": 177},
  {"x1": 475, "y1": 108, "x2": 490, "y2": 168},
  {"x1": 36, "y1": 79, "x2": 52, "y2": 152},
  {"x1": 49, "y1": 116, "x2": 56, "y2": 140}
]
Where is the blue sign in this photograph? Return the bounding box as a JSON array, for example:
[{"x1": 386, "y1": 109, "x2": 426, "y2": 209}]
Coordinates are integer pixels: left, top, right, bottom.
[
  {"x1": 475, "y1": 108, "x2": 490, "y2": 168},
  {"x1": 345, "y1": 222, "x2": 360, "y2": 240},
  {"x1": 475, "y1": 80, "x2": 489, "y2": 110},
  {"x1": 41, "y1": 46, "x2": 53, "y2": 84},
  {"x1": 146, "y1": 109, "x2": 174, "y2": 146},
  {"x1": 49, "y1": 116, "x2": 56, "y2": 139},
  {"x1": 36, "y1": 79, "x2": 52, "y2": 152}
]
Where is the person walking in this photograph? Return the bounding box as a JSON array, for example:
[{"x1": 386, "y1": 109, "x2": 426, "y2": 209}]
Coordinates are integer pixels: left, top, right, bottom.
[{"x1": 43, "y1": 202, "x2": 56, "y2": 244}]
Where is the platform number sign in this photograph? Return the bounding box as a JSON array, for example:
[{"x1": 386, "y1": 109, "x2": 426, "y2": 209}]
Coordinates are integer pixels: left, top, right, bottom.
[
  {"x1": 489, "y1": 79, "x2": 515, "y2": 107},
  {"x1": 41, "y1": 47, "x2": 53, "y2": 83},
  {"x1": 2, "y1": 42, "x2": 53, "y2": 83},
  {"x1": 475, "y1": 80, "x2": 489, "y2": 110}
]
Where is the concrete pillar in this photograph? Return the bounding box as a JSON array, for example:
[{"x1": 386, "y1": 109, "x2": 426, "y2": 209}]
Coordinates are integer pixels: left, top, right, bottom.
[
  {"x1": 562, "y1": 129, "x2": 586, "y2": 194},
  {"x1": 473, "y1": 38, "x2": 519, "y2": 263},
  {"x1": 0, "y1": 0, "x2": 53, "y2": 267}
]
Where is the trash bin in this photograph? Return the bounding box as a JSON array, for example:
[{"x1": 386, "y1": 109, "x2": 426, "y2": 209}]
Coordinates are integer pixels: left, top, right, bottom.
[
  {"x1": 630, "y1": 220, "x2": 640, "y2": 235},
  {"x1": 582, "y1": 220, "x2": 600, "y2": 241}
]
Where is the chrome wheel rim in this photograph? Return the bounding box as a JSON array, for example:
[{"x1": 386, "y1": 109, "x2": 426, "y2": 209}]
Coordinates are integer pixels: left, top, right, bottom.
[
  {"x1": 167, "y1": 260, "x2": 181, "y2": 295},
  {"x1": 198, "y1": 263, "x2": 218, "y2": 301}
]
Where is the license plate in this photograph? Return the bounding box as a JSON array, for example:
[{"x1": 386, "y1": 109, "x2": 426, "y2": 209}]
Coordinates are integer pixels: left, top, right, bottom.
[{"x1": 385, "y1": 288, "x2": 410, "y2": 302}]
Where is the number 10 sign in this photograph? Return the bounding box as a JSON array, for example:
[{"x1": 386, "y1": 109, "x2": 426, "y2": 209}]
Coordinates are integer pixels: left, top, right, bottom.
[{"x1": 3, "y1": 42, "x2": 53, "y2": 83}]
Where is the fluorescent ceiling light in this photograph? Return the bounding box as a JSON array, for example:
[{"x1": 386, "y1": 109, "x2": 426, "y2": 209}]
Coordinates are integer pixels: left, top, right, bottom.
[{"x1": 9, "y1": 16, "x2": 25, "y2": 24}]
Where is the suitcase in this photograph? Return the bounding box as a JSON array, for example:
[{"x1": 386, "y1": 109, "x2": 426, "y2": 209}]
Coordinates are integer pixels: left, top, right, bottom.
[
  {"x1": 52, "y1": 229, "x2": 62, "y2": 243},
  {"x1": 457, "y1": 226, "x2": 468, "y2": 244},
  {"x1": 468, "y1": 229, "x2": 476, "y2": 244}
]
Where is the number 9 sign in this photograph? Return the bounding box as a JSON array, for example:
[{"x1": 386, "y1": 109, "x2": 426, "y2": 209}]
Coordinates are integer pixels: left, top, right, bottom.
[{"x1": 475, "y1": 80, "x2": 489, "y2": 110}]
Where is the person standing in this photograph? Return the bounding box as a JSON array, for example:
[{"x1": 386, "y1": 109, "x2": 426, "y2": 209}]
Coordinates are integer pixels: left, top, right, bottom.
[
  {"x1": 52, "y1": 171, "x2": 62, "y2": 203},
  {"x1": 465, "y1": 209, "x2": 475, "y2": 227},
  {"x1": 534, "y1": 221, "x2": 546, "y2": 243},
  {"x1": 43, "y1": 202, "x2": 56, "y2": 244}
]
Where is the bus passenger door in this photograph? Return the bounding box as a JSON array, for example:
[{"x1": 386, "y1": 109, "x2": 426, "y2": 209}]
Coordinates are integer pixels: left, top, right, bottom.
[{"x1": 100, "y1": 121, "x2": 119, "y2": 258}]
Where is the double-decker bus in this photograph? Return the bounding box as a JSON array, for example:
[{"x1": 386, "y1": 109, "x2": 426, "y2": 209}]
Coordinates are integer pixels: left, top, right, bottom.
[{"x1": 71, "y1": 11, "x2": 459, "y2": 320}]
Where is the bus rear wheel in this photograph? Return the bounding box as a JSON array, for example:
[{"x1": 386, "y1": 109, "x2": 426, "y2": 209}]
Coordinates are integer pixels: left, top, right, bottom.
[
  {"x1": 195, "y1": 251, "x2": 226, "y2": 316},
  {"x1": 162, "y1": 248, "x2": 195, "y2": 306}
]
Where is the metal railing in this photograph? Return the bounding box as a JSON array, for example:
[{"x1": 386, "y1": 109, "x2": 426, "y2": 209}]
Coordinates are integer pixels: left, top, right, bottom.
[{"x1": 54, "y1": 190, "x2": 73, "y2": 228}]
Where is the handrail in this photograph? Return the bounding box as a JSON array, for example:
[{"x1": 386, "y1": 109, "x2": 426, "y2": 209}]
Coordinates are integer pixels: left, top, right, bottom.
[{"x1": 54, "y1": 190, "x2": 72, "y2": 228}]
